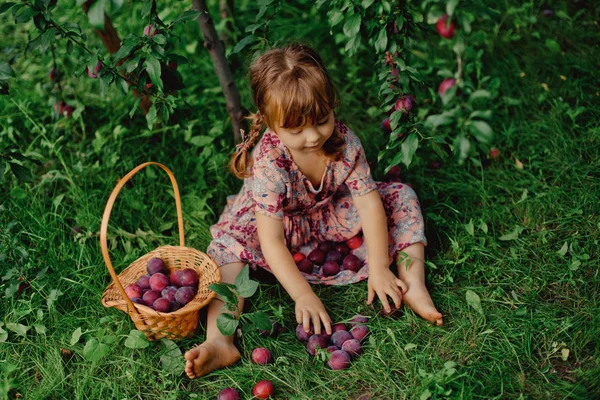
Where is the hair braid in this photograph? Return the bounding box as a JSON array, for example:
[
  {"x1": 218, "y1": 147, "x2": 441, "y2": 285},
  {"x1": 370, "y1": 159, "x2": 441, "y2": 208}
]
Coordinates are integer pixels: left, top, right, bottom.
[{"x1": 229, "y1": 112, "x2": 264, "y2": 179}]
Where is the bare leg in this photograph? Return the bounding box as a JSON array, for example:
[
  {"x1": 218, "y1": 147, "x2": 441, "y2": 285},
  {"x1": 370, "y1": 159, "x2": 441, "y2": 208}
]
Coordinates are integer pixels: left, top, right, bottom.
[
  {"x1": 396, "y1": 243, "x2": 443, "y2": 325},
  {"x1": 184, "y1": 262, "x2": 245, "y2": 379}
]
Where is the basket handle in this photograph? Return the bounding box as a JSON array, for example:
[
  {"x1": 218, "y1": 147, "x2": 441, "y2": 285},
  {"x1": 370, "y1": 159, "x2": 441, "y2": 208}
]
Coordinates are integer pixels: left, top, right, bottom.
[{"x1": 99, "y1": 162, "x2": 185, "y2": 315}]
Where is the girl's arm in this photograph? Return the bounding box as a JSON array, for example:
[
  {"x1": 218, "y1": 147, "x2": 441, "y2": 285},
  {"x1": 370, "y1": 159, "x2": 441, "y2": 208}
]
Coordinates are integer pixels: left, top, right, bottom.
[
  {"x1": 255, "y1": 212, "x2": 332, "y2": 335},
  {"x1": 352, "y1": 190, "x2": 407, "y2": 312}
]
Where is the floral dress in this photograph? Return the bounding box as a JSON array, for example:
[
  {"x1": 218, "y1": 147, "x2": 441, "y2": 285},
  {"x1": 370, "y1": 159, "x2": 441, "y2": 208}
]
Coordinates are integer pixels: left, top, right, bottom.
[{"x1": 206, "y1": 121, "x2": 426, "y2": 285}]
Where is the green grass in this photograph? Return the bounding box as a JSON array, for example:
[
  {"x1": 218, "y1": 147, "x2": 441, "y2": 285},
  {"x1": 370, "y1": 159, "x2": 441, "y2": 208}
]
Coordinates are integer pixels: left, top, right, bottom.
[{"x1": 1, "y1": 0, "x2": 600, "y2": 399}]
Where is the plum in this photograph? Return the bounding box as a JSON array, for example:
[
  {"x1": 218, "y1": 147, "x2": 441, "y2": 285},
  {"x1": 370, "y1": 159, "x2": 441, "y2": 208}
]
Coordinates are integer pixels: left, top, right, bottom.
[
  {"x1": 131, "y1": 297, "x2": 145, "y2": 305},
  {"x1": 169, "y1": 301, "x2": 182, "y2": 311},
  {"x1": 292, "y1": 252, "x2": 305, "y2": 263},
  {"x1": 350, "y1": 314, "x2": 369, "y2": 327},
  {"x1": 217, "y1": 388, "x2": 240, "y2": 400},
  {"x1": 317, "y1": 241, "x2": 332, "y2": 253},
  {"x1": 325, "y1": 250, "x2": 343, "y2": 263},
  {"x1": 346, "y1": 236, "x2": 363, "y2": 250},
  {"x1": 153, "y1": 297, "x2": 171, "y2": 313},
  {"x1": 306, "y1": 334, "x2": 329, "y2": 356},
  {"x1": 489, "y1": 148, "x2": 500, "y2": 159},
  {"x1": 143, "y1": 24, "x2": 158, "y2": 37},
  {"x1": 125, "y1": 283, "x2": 142, "y2": 299},
  {"x1": 149, "y1": 273, "x2": 169, "y2": 291},
  {"x1": 326, "y1": 345, "x2": 339, "y2": 353},
  {"x1": 180, "y1": 268, "x2": 199, "y2": 287},
  {"x1": 175, "y1": 286, "x2": 197, "y2": 305},
  {"x1": 142, "y1": 290, "x2": 161, "y2": 306},
  {"x1": 137, "y1": 274, "x2": 151, "y2": 291},
  {"x1": 333, "y1": 242, "x2": 350, "y2": 256},
  {"x1": 296, "y1": 259, "x2": 314, "y2": 274},
  {"x1": 438, "y1": 78, "x2": 456, "y2": 96},
  {"x1": 295, "y1": 323, "x2": 313, "y2": 342},
  {"x1": 161, "y1": 286, "x2": 178, "y2": 302},
  {"x1": 350, "y1": 325, "x2": 369, "y2": 341},
  {"x1": 381, "y1": 117, "x2": 392, "y2": 134},
  {"x1": 147, "y1": 257, "x2": 166, "y2": 275},
  {"x1": 85, "y1": 61, "x2": 102, "y2": 79},
  {"x1": 342, "y1": 254, "x2": 363, "y2": 272},
  {"x1": 252, "y1": 380, "x2": 274, "y2": 399},
  {"x1": 307, "y1": 249, "x2": 326, "y2": 265},
  {"x1": 169, "y1": 269, "x2": 183, "y2": 287},
  {"x1": 331, "y1": 330, "x2": 352, "y2": 347},
  {"x1": 395, "y1": 95, "x2": 416, "y2": 114},
  {"x1": 332, "y1": 323, "x2": 348, "y2": 333},
  {"x1": 341, "y1": 338, "x2": 362, "y2": 357},
  {"x1": 322, "y1": 261, "x2": 340, "y2": 276},
  {"x1": 328, "y1": 350, "x2": 351, "y2": 370},
  {"x1": 251, "y1": 347, "x2": 273, "y2": 365},
  {"x1": 436, "y1": 15, "x2": 455, "y2": 39},
  {"x1": 62, "y1": 104, "x2": 74, "y2": 118},
  {"x1": 258, "y1": 319, "x2": 282, "y2": 337}
]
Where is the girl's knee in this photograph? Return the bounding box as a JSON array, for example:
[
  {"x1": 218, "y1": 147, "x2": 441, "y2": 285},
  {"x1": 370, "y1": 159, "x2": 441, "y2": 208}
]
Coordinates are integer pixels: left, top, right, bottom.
[{"x1": 219, "y1": 262, "x2": 246, "y2": 283}]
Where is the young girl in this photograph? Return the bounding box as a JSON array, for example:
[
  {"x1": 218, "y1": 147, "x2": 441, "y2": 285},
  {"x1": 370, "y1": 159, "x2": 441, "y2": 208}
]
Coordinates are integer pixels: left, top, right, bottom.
[{"x1": 184, "y1": 43, "x2": 442, "y2": 379}]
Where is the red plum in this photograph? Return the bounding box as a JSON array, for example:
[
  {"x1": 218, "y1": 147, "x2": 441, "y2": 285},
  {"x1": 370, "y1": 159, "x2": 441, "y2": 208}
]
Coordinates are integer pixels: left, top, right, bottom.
[
  {"x1": 147, "y1": 257, "x2": 166, "y2": 275},
  {"x1": 252, "y1": 380, "x2": 274, "y2": 399},
  {"x1": 251, "y1": 347, "x2": 273, "y2": 365},
  {"x1": 125, "y1": 283, "x2": 142, "y2": 299},
  {"x1": 341, "y1": 338, "x2": 362, "y2": 357},
  {"x1": 342, "y1": 254, "x2": 363, "y2": 272},
  {"x1": 328, "y1": 350, "x2": 351, "y2": 370},
  {"x1": 322, "y1": 261, "x2": 340, "y2": 276},
  {"x1": 217, "y1": 388, "x2": 240, "y2": 400},
  {"x1": 331, "y1": 330, "x2": 352, "y2": 347},
  {"x1": 350, "y1": 325, "x2": 369, "y2": 341},
  {"x1": 306, "y1": 334, "x2": 329, "y2": 356},
  {"x1": 149, "y1": 273, "x2": 169, "y2": 291},
  {"x1": 175, "y1": 286, "x2": 196, "y2": 305}
]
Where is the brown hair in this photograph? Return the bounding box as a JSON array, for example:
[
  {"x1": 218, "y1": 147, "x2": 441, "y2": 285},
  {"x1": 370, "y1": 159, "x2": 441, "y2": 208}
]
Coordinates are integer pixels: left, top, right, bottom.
[{"x1": 229, "y1": 43, "x2": 345, "y2": 179}]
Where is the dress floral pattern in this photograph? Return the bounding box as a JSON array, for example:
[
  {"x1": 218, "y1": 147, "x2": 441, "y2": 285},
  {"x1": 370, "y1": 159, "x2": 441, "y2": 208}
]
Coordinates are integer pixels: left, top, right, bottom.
[{"x1": 206, "y1": 121, "x2": 427, "y2": 285}]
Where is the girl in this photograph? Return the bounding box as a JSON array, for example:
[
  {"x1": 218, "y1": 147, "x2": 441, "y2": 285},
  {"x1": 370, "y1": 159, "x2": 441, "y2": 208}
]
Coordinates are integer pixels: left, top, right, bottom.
[{"x1": 184, "y1": 43, "x2": 442, "y2": 379}]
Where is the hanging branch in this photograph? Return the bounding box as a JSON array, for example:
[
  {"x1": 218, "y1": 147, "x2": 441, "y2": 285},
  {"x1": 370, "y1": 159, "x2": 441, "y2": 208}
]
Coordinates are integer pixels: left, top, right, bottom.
[
  {"x1": 82, "y1": 0, "x2": 152, "y2": 114},
  {"x1": 219, "y1": 0, "x2": 235, "y2": 47},
  {"x1": 192, "y1": 0, "x2": 245, "y2": 143}
]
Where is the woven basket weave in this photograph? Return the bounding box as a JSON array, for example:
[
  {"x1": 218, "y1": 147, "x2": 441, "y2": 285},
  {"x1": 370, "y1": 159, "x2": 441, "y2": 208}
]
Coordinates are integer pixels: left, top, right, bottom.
[{"x1": 100, "y1": 162, "x2": 221, "y2": 341}]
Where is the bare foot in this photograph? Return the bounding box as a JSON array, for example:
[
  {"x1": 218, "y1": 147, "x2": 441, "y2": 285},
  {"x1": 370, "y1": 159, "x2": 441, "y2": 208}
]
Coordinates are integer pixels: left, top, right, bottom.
[
  {"x1": 184, "y1": 339, "x2": 241, "y2": 379},
  {"x1": 402, "y1": 282, "x2": 443, "y2": 326}
]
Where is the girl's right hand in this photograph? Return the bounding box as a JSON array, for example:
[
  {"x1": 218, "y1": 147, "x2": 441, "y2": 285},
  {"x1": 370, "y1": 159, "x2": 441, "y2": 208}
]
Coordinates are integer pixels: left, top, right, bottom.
[{"x1": 295, "y1": 292, "x2": 332, "y2": 335}]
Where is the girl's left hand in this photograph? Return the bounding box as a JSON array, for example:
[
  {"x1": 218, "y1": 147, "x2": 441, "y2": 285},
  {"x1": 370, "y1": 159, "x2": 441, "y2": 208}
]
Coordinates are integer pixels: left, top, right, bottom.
[{"x1": 367, "y1": 268, "x2": 408, "y2": 313}]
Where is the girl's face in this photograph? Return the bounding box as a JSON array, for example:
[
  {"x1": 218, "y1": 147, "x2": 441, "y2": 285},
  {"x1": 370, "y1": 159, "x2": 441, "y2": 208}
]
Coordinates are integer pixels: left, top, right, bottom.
[{"x1": 272, "y1": 110, "x2": 335, "y2": 155}]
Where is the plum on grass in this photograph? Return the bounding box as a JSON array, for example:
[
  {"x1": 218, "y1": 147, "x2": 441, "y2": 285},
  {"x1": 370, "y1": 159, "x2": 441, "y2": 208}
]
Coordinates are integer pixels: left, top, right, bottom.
[
  {"x1": 251, "y1": 348, "x2": 273, "y2": 365},
  {"x1": 175, "y1": 286, "x2": 197, "y2": 305},
  {"x1": 331, "y1": 330, "x2": 352, "y2": 347},
  {"x1": 125, "y1": 283, "x2": 142, "y2": 299},
  {"x1": 217, "y1": 388, "x2": 240, "y2": 400},
  {"x1": 332, "y1": 322, "x2": 347, "y2": 333},
  {"x1": 296, "y1": 259, "x2": 314, "y2": 274},
  {"x1": 342, "y1": 254, "x2": 363, "y2": 272},
  {"x1": 149, "y1": 273, "x2": 169, "y2": 291},
  {"x1": 326, "y1": 345, "x2": 339, "y2": 353},
  {"x1": 252, "y1": 380, "x2": 274, "y2": 399},
  {"x1": 153, "y1": 297, "x2": 171, "y2": 313},
  {"x1": 341, "y1": 339, "x2": 361, "y2": 357},
  {"x1": 147, "y1": 257, "x2": 166, "y2": 275},
  {"x1": 258, "y1": 319, "x2": 282, "y2": 337},
  {"x1": 328, "y1": 350, "x2": 351, "y2": 370},
  {"x1": 306, "y1": 334, "x2": 329, "y2": 356},
  {"x1": 349, "y1": 314, "x2": 369, "y2": 327},
  {"x1": 322, "y1": 261, "x2": 340, "y2": 276},
  {"x1": 296, "y1": 323, "x2": 313, "y2": 342},
  {"x1": 350, "y1": 325, "x2": 369, "y2": 341}
]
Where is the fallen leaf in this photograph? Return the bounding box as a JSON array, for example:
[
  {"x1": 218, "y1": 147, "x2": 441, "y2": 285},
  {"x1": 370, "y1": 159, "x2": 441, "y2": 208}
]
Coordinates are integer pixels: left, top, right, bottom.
[{"x1": 515, "y1": 159, "x2": 524, "y2": 169}]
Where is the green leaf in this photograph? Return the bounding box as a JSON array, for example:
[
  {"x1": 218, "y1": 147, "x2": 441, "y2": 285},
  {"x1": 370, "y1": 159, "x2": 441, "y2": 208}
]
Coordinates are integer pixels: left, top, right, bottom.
[
  {"x1": 465, "y1": 220, "x2": 474, "y2": 236},
  {"x1": 146, "y1": 104, "x2": 158, "y2": 130},
  {"x1": 558, "y1": 242, "x2": 568, "y2": 257},
  {"x1": 189, "y1": 136, "x2": 213, "y2": 147},
  {"x1": 112, "y1": 42, "x2": 137, "y2": 62},
  {"x1": 234, "y1": 265, "x2": 259, "y2": 298},
  {"x1": 70, "y1": 327, "x2": 82, "y2": 345},
  {"x1": 0, "y1": 160, "x2": 6, "y2": 181},
  {"x1": 452, "y1": 133, "x2": 471, "y2": 164},
  {"x1": 145, "y1": 56, "x2": 163, "y2": 92},
  {"x1": 208, "y1": 282, "x2": 238, "y2": 305},
  {"x1": 465, "y1": 290, "x2": 484, "y2": 316},
  {"x1": 401, "y1": 133, "x2": 419, "y2": 168},
  {"x1": 15, "y1": 7, "x2": 37, "y2": 23},
  {"x1": 362, "y1": 0, "x2": 374, "y2": 8},
  {"x1": 6, "y1": 323, "x2": 29, "y2": 337},
  {"x1": 469, "y1": 120, "x2": 493, "y2": 143},
  {"x1": 424, "y1": 112, "x2": 453, "y2": 129},
  {"x1": 0, "y1": 326, "x2": 7, "y2": 342},
  {"x1": 374, "y1": 28, "x2": 387, "y2": 53},
  {"x1": 0, "y1": 63, "x2": 15, "y2": 80},
  {"x1": 329, "y1": 10, "x2": 343, "y2": 27},
  {"x1": 470, "y1": 90, "x2": 491, "y2": 101},
  {"x1": 545, "y1": 39, "x2": 560, "y2": 53},
  {"x1": 446, "y1": 0, "x2": 459, "y2": 17},
  {"x1": 499, "y1": 226, "x2": 524, "y2": 241},
  {"x1": 0, "y1": 3, "x2": 16, "y2": 15},
  {"x1": 8, "y1": 162, "x2": 33, "y2": 182},
  {"x1": 47, "y1": 289, "x2": 63, "y2": 308},
  {"x1": 245, "y1": 311, "x2": 272, "y2": 330},
  {"x1": 33, "y1": 324, "x2": 46, "y2": 335},
  {"x1": 87, "y1": 0, "x2": 106, "y2": 31},
  {"x1": 232, "y1": 35, "x2": 257, "y2": 55},
  {"x1": 216, "y1": 313, "x2": 239, "y2": 336},
  {"x1": 172, "y1": 9, "x2": 201, "y2": 24},
  {"x1": 83, "y1": 338, "x2": 111, "y2": 362},
  {"x1": 160, "y1": 339, "x2": 184, "y2": 375},
  {"x1": 343, "y1": 14, "x2": 362, "y2": 37},
  {"x1": 124, "y1": 330, "x2": 150, "y2": 349}
]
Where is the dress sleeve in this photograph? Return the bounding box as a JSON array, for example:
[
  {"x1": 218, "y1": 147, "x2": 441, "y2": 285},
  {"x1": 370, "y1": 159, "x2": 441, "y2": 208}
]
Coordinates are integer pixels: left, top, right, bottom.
[
  {"x1": 344, "y1": 128, "x2": 378, "y2": 197},
  {"x1": 252, "y1": 149, "x2": 288, "y2": 219}
]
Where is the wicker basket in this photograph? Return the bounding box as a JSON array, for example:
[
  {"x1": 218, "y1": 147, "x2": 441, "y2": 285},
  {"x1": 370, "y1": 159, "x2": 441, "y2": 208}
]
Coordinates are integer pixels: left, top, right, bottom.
[{"x1": 100, "y1": 162, "x2": 221, "y2": 340}]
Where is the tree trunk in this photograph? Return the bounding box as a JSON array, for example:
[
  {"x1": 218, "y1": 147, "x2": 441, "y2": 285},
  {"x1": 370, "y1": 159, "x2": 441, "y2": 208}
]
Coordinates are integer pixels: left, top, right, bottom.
[
  {"x1": 82, "y1": 0, "x2": 151, "y2": 114},
  {"x1": 192, "y1": 0, "x2": 245, "y2": 143},
  {"x1": 219, "y1": 0, "x2": 235, "y2": 48}
]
